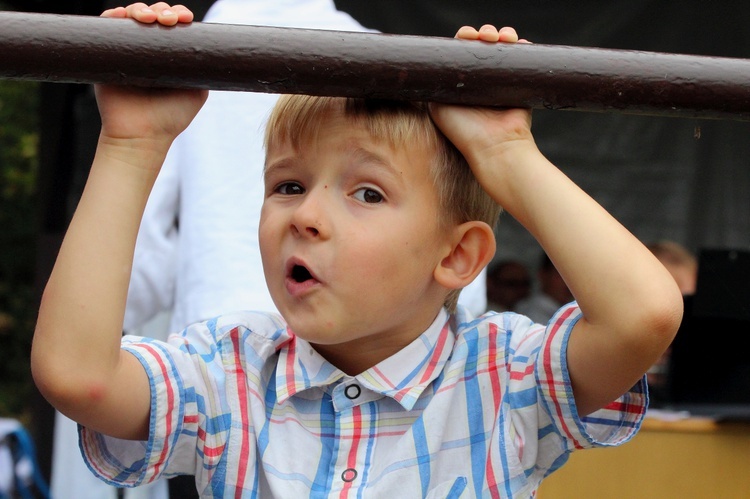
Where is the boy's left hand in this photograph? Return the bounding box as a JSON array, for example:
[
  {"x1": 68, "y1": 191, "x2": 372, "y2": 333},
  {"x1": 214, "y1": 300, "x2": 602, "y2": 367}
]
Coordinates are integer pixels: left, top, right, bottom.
[{"x1": 429, "y1": 25, "x2": 534, "y2": 172}]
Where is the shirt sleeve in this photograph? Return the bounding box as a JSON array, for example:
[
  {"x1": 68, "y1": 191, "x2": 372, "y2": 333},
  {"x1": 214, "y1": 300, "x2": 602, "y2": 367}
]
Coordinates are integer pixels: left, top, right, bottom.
[
  {"x1": 79, "y1": 327, "x2": 230, "y2": 487},
  {"x1": 535, "y1": 303, "x2": 647, "y2": 451}
]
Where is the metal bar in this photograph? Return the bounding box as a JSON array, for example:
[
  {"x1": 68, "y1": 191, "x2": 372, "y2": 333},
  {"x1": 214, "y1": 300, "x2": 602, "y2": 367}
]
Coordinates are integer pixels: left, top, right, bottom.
[{"x1": 1, "y1": 11, "x2": 750, "y2": 120}]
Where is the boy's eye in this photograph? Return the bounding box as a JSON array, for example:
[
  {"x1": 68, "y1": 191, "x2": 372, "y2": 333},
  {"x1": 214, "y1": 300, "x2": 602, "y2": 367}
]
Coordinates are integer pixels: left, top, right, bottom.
[
  {"x1": 275, "y1": 182, "x2": 305, "y2": 195},
  {"x1": 353, "y1": 187, "x2": 384, "y2": 204}
]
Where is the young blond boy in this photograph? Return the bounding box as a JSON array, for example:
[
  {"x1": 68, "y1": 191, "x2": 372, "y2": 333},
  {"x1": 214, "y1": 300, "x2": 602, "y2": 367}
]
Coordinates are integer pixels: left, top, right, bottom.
[{"x1": 31, "y1": 3, "x2": 683, "y2": 497}]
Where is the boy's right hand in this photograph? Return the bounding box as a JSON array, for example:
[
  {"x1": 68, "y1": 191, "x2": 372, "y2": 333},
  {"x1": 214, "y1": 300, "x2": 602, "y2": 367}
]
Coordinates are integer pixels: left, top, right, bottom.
[
  {"x1": 97, "y1": 3, "x2": 207, "y2": 158},
  {"x1": 33, "y1": 2, "x2": 207, "y2": 441}
]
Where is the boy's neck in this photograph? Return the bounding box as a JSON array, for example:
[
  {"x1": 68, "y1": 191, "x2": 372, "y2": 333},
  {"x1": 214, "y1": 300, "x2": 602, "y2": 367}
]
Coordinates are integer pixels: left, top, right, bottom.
[{"x1": 309, "y1": 306, "x2": 447, "y2": 376}]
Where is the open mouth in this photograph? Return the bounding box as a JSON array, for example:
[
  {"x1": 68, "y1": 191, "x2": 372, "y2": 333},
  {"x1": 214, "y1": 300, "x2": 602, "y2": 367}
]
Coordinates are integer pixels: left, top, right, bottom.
[{"x1": 291, "y1": 264, "x2": 313, "y2": 283}]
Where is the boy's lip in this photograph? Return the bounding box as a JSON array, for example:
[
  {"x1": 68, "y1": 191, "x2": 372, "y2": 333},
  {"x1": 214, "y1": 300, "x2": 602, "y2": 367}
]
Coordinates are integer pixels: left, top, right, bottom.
[{"x1": 284, "y1": 257, "x2": 321, "y2": 296}]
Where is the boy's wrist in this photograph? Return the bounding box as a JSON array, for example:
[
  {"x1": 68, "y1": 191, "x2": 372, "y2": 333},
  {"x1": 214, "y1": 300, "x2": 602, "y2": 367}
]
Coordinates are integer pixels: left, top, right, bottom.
[
  {"x1": 96, "y1": 135, "x2": 173, "y2": 173},
  {"x1": 470, "y1": 139, "x2": 548, "y2": 205},
  {"x1": 472, "y1": 138, "x2": 541, "y2": 177}
]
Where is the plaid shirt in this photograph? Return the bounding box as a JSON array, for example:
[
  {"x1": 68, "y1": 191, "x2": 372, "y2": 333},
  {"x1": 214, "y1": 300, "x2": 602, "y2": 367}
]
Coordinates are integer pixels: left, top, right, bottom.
[{"x1": 81, "y1": 304, "x2": 646, "y2": 498}]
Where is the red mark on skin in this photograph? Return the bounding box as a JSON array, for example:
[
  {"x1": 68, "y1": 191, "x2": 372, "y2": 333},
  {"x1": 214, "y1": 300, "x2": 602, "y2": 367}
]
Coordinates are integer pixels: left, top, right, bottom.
[{"x1": 87, "y1": 384, "x2": 107, "y2": 402}]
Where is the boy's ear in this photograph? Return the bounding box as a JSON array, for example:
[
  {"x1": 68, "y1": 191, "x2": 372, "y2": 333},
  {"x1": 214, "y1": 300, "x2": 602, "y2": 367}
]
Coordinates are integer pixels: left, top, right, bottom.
[{"x1": 434, "y1": 221, "x2": 496, "y2": 290}]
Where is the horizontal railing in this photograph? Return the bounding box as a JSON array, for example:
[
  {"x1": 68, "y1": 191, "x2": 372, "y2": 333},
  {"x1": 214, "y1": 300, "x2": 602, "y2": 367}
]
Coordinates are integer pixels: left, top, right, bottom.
[{"x1": 1, "y1": 11, "x2": 750, "y2": 120}]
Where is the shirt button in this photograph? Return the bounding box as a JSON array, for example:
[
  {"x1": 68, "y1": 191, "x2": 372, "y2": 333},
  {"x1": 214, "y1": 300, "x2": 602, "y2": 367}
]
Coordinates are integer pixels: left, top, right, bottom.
[
  {"x1": 341, "y1": 468, "x2": 358, "y2": 482},
  {"x1": 344, "y1": 384, "x2": 361, "y2": 400}
]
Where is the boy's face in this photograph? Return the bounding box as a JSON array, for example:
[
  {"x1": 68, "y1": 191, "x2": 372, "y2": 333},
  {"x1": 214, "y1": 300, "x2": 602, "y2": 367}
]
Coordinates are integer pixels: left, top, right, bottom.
[{"x1": 260, "y1": 112, "x2": 453, "y2": 371}]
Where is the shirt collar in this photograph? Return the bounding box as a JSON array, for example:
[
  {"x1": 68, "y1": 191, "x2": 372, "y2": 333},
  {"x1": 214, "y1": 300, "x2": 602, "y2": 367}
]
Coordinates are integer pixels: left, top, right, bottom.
[{"x1": 275, "y1": 308, "x2": 454, "y2": 410}]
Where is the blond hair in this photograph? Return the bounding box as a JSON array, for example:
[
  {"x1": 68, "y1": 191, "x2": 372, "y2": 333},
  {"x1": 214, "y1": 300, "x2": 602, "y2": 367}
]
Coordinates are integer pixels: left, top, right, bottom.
[{"x1": 264, "y1": 95, "x2": 501, "y2": 311}]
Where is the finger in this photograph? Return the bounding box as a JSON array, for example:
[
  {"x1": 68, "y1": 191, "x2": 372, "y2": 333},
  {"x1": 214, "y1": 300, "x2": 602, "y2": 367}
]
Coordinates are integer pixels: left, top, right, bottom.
[
  {"x1": 497, "y1": 26, "x2": 520, "y2": 43},
  {"x1": 123, "y1": 3, "x2": 158, "y2": 23},
  {"x1": 100, "y1": 6, "x2": 128, "y2": 18},
  {"x1": 477, "y1": 24, "x2": 500, "y2": 43},
  {"x1": 148, "y1": 2, "x2": 194, "y2": 25},
  {"x1": 455, "y1": 26, "x2": 480, "y2": 40},
  {"x1": 169, "y1": 4, "x2": 195, "y2": 24}
]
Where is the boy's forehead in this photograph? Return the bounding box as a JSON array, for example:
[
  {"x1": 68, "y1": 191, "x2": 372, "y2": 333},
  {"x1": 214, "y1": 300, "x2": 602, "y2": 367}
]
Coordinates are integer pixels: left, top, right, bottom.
[
  {"x1": 268, "y1": 124, "x2": 434, "y2": 168},
  {"x1": 265, "y1": 96, "x2": 442, "y2": 177},
  {"x1": 271, "y1": 112, "x2": 420, "y2": 152},
  {"x1": 269, "y1": 97, "x2": 437, "y2": 147},
  {"x1": 265, "y1": 129, "x2": 439, "y2": 196}
]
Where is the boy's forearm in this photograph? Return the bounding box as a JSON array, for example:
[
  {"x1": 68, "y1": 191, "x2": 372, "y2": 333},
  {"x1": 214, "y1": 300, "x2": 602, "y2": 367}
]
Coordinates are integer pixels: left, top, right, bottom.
[
  {"x1": 478, "y1": 141, "x2": 682, "y2": 411},
  {"x1": 482, "y1": 143, "x2": 679, "y2": 322},
  {"x1": 31, "y1": 137, "x2": 166, "y2": 432}
]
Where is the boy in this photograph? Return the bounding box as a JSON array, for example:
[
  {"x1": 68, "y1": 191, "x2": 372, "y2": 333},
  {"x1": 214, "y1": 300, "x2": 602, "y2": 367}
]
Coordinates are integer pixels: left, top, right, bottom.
[{"x1": 31, "y1": 3, "x2": 683, "y2": 497}]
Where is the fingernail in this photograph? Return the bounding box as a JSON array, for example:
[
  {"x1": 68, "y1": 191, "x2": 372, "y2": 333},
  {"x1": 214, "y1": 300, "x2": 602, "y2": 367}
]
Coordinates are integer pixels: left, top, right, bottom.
[{"x1": 162, "y1": 9, "x2": 174, "y2": 16}]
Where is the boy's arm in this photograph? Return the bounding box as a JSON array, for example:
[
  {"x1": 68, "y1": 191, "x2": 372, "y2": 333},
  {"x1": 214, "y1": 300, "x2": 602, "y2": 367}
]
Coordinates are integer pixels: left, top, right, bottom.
[
  {"x1": 31, "y1": 3, "x2": 207, "y2": 440},
  {"x1": 432, "y1": 25, "x2": 684, "y2": 417}
]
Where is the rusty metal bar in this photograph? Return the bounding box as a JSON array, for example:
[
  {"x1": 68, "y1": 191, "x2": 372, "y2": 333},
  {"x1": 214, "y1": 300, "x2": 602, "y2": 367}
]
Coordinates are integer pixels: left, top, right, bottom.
[{"x1": 2, "y1": 11, "x2": 750, "y2": 121}]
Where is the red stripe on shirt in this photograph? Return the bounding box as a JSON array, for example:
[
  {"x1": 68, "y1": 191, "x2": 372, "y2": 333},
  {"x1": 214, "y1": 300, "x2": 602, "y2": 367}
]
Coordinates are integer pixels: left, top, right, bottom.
[
  {"x1": 285, "y1": 335, "x2": 297, "y2": 396},
  {"x1": 229, "y1": 328, "x2": 250, "y2": 497},
  {"x1": 542, "y1": 308, "x2": 583, "y2": 449},
  {"x1": 391, "y1": 322, "x2": 450, "y2": 402},
  {"x1": 141, "y1": 344, "x2": 175, "y2": 477},
  {"x1": 339, "y1": 405, "x2": 363, "y2": 498},
  {"x1": 485, "y1": 322, "x2": 501, "y2": 498},
  {"x1": 418, "y1": 322, "x2": 449, "y2": 385}
]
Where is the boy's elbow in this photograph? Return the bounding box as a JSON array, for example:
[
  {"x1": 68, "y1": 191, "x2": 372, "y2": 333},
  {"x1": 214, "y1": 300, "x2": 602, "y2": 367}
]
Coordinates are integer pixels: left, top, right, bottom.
[
  {"x1": 652, "y1": 296, "x2": 683, "y2": 342},
  {"x1": 33, "y1": 361, "x2": 113, "y2": 423},
  {"x1": 637, "y1": 279, "x2": 684, "y2": 347},
  {"x1": 31, "y1": 339, "x2": 74, "y2": 410},
  {"x1": 31, "y1": 331, "x2": 107, "y2": 412},
  {"x1": 31, "y1": 328, "x2": 58, "y2": 402}
]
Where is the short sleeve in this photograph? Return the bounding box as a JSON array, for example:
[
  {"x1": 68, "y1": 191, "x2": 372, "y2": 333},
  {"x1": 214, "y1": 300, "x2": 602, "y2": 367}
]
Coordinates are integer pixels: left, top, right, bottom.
[
  {"x1": 79, "y1": 331, "x2": 227, "y2": 487},
  {"x1": 536, "y1": 303, "x2": 647, "y2": 451}
]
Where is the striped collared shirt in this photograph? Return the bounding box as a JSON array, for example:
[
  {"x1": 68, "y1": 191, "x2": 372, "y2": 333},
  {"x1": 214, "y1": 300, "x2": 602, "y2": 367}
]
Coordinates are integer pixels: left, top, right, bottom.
[{"x1": 81, "y1": 304, "x2": 646, "y2": 498}]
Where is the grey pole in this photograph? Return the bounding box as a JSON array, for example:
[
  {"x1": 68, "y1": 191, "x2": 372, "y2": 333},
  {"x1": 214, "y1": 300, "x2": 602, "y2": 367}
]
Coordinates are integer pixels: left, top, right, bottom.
[{"x1": 1, "y1": 11, "x2": 750, "y2": 120}]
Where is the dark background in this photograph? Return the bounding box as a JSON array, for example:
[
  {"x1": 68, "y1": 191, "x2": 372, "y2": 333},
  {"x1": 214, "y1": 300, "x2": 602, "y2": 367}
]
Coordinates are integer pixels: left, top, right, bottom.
[
  {"x1": 2, "y1": 0, "x2": 749, "y2": 486},
  {"x1": 7, "y1": 0, "x2": 748, "y2": 262}
]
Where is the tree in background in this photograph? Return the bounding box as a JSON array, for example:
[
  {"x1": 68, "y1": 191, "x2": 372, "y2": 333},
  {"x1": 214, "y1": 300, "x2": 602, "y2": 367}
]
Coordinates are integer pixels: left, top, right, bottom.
[{"x1": 0, "y1": 76, "x2": 39, "y2": 420}]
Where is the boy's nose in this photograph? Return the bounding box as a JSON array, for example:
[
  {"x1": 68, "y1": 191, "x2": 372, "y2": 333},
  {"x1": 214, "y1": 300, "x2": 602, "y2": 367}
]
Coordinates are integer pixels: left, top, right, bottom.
[{"x1": 290, "y1": 189, "x2": 328, "y2": 239}]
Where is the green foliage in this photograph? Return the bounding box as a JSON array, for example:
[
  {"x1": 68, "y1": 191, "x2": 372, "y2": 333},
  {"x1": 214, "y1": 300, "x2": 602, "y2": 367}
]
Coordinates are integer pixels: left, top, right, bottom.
[{"x1": 0, "y1": 79, "x2": 39, "y2": 418}]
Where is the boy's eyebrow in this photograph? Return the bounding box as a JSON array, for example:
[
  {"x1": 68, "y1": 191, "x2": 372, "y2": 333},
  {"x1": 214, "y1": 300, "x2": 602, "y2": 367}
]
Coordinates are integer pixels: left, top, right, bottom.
[
  {"x1": 264, "y1": 146, "x2": 407, "y2": 183},
  {"x1": 348, "y1": 146, "x2": 405, "y2": 183},
  {"x1": 263, "y1": 156, "x2": 296, "y2": 181}
]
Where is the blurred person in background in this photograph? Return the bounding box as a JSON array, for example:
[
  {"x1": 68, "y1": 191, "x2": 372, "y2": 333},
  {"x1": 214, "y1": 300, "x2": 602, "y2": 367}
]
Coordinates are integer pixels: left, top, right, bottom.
[
  {"x1": 486, "y1": 259, "x2": 531, "y2": 312},
  {"x1": 515, "y1": 252, "x2": 574, "y2": 324}
]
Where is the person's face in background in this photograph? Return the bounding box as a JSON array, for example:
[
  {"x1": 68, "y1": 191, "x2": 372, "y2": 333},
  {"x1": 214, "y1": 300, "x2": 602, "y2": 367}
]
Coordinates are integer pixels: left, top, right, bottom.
[
  {"x1": 487, "y1": 262, "x2": 531, "y2": 310},
  {"x1": 539, "y1": 265, "x2": 574, "y2": 305}
]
